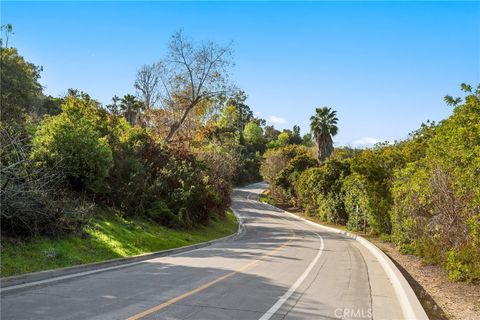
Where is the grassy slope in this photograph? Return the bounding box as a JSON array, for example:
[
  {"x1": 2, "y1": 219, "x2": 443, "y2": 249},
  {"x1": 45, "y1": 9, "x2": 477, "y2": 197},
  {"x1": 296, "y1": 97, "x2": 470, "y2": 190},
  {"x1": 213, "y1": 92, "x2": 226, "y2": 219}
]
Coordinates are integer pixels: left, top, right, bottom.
[{"x1": 0, "y1": 210, "x2": 237, "y2": 277}]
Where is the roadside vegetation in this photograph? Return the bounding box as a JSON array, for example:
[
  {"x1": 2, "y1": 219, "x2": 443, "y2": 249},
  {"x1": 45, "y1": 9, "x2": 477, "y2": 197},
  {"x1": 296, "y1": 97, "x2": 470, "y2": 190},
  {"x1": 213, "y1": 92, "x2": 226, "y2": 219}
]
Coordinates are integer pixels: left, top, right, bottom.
[
  {"x1": 261, "y1": 88, "x2": 480, "y2": 283},
  {"x1": 1, "y1": 210, "x2": 237, "y2": 277},
  {"x1": 0, "y1": 25, "x2": 312, "y2": 275},
  {"x1": 2, "y1": 23, "x2": 478, "y2": 285}
]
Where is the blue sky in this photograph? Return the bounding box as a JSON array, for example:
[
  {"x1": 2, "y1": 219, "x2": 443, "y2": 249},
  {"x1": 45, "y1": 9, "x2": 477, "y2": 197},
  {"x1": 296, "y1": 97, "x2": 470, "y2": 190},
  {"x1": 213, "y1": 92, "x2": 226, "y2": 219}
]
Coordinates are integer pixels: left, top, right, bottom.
[{"x1": 2, "y1": 1, "x2": 479, "y2": 146}]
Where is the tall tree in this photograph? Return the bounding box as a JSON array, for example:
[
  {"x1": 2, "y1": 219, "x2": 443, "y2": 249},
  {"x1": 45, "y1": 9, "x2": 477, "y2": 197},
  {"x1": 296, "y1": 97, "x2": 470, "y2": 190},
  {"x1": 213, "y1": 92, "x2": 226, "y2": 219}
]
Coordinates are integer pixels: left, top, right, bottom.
[
  {"x1": 302, "y1": 133, "x2": 314, "y2": 147},
  {"x1": 277, "y1": 131, "x2": 291, "y2": 147},
  {"x1": 154, "y1": 30, "x2": 233, "y2": 143},
  {"x1": 264, "y1": 125, "x2": 281, "y2": 142},
  {"x1": 227, "y1": 91, "x2": 253, "y2": 125},
  {"x1": 1, "y1": 25, "x2": 43, "y2": 123},
  {"x1": 134, "y1": 63, "x2": 160, "y2": 110},
  {"x1": 310, "y1": 107, "x2": 338, "y2": 164},
  {"x1": 226, "y1": 90, "x2": 253, "y2": 144},
  {"x1": 1, "y1": 24, "x2": 13, "y2": 48},
  {"x1": 290, "y1": 125, "x2": 302, "y2": 145},
  {"x1": 106, "y1": 95, "x2": 121, "y2": 115},
  {"x1": 244, "y1": 121, "x2": 264, "y2": 145}
]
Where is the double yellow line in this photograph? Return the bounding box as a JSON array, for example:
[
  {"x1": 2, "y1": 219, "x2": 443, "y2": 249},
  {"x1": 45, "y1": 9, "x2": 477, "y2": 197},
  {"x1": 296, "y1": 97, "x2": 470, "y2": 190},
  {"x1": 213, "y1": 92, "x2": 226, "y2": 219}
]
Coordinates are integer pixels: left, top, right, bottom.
[{"x1": 127, "y1": 230, "x2": 296, "y2": 320}]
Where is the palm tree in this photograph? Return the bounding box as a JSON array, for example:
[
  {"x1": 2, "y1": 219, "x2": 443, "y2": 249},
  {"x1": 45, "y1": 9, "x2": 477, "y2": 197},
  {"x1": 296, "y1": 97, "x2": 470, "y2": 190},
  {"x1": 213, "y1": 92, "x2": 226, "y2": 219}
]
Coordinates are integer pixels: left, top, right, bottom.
[
  {"x1": 310, "y1": 107, "x2": 338, "y2": 164},
  {"x1": 106, "y1": 95, "x2": 121, "y2": 115},
  {"x1": 120, "y1": 94, "x2": 143, "y2": 125}
]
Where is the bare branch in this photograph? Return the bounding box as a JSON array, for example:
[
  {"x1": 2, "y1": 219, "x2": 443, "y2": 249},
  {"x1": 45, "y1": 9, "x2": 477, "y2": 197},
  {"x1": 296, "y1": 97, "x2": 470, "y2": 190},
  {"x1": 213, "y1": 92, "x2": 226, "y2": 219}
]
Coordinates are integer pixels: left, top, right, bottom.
[{"x1": 140, "y1": 30, "x2": 232, "y2": 143}]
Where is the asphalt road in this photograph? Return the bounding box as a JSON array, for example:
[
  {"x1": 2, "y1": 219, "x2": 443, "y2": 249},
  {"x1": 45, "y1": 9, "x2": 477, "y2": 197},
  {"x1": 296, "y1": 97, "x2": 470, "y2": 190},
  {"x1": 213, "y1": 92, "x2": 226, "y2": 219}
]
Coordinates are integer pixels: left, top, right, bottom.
[{"x1": 1, "y1": 182, "x2": 407, "y2": 320}]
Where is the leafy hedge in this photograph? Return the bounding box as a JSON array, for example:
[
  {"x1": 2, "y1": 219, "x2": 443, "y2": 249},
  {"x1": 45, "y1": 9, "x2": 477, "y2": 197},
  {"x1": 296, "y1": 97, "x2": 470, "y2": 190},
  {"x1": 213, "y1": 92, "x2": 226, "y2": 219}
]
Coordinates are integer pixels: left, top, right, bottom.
[
  {"x1": 262, "y1": 84, "x2": 480, "y2": 282},
  {"x1": 296, "y1": 159, "x2": 350, "y2": 223},
  {"x1": 391, "y1": 85, "x2": 480, "y2": 281}
]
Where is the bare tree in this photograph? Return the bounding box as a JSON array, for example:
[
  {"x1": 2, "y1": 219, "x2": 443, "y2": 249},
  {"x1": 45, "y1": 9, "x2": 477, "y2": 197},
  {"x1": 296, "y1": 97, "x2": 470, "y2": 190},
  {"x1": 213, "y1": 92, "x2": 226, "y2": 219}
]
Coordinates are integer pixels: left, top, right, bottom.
[
  {"x1": 1, "y1": 124, "x2": 92, "y2": 237},
  {"x1": 1, "y1": 23, "x2": 13, "y2": 48},
  {"x1": 134, "y1": 63, "x2": 160, "y2": 110},
  {"x1": 156, "y1": 30, "x2": 233, "y2": 143}
]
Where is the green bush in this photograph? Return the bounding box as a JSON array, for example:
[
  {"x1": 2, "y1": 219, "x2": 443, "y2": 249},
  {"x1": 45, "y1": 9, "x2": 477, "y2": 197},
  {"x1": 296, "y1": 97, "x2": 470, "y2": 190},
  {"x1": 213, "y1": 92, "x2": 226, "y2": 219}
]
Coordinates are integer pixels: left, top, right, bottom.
[
  {"x1": 343, "y1": 174, "x2": 369, "y2": 231},
  {"x1": 146, "y1": 201, "x2": 183, "y2": 229},
  {"x1": 1, "y1": 123, "x2": 93, "y2": 237},
  {"x1": 103, "y1": 127, "x2": 161, "y2": 215},
  {"x1": 156, "y1": 149, "x2": 229, "y2": 228},
  {"x1": 295, "y1": 168, "x2": 322, "y2": 216},
  {"x1": 391, "y1": 84, "x2": 480, "y2": 282},
  {"x1": 31, "y1": 95, "x2": 113, "y2": 192},
  {"x1": 347, "y1": 145, "x2": 405, "y2": 234},
  {"x1": 446, "y1": 243, "x2": 480, "y2": 282},
  {"x1": 261, "y1": 145, "x2": 313, "y2": 202},
  {"x1": 295, "y1": 158, "x2": 350, "y2": 223},
  {"x1": 275, "y1": 153, "x2": 317, "y2": 201},
  {"x1": 106, "y1": 155, "x2": 150, "y2": 214}
]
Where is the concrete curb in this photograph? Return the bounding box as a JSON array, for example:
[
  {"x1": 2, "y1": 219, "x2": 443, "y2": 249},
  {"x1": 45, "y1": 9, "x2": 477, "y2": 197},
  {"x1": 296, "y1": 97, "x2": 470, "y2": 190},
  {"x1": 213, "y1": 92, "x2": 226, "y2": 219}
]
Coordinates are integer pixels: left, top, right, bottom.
[
  {"x1": 259, "y1": 201, "x2": 428, "y2": 320},
  {"x1": 0, "y1": 211, "x2": 243, "y2": 295}
]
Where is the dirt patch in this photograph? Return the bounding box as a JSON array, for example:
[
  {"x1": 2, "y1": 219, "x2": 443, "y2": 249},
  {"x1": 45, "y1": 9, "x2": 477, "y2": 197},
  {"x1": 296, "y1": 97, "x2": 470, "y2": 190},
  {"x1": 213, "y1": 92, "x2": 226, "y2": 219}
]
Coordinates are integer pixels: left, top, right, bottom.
[{"x1": 370, "y1": 239, "x2": 480, "y2": 320}]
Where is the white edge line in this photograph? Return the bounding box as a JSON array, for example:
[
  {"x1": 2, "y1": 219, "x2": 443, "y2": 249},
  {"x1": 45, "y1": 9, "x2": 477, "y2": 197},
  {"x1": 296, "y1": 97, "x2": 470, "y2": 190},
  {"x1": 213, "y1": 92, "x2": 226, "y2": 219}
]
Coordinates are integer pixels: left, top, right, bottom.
[
  {"x1": 259, "y1": 200, "x2": 428, "y2": 320},
  {"x1": 259, "y1": 233, "x2": 324, "y2": 320},
  {"x1": 240, "y1": 186, "x2": 326, "y2": 320},
  {"x1": 0, "y1": 261, "x2": 144, "y2": 293}
]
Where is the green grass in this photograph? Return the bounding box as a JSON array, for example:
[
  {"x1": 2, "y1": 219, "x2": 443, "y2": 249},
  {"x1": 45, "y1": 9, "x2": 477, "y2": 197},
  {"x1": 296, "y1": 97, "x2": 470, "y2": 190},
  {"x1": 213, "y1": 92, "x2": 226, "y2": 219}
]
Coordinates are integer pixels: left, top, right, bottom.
[{"x1": 0, "y1": 209, "x2": 237, "y2": 277}]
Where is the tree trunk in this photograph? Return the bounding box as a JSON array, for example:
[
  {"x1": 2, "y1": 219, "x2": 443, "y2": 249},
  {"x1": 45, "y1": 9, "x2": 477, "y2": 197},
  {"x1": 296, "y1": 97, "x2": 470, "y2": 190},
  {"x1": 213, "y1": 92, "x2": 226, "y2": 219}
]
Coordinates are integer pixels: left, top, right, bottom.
[
  {"x1": 164, "y1": 99, "x2": 199, "y2": 143},
  {"x1": 316, "y1": 134, "x2": 333, "y2": 165}
]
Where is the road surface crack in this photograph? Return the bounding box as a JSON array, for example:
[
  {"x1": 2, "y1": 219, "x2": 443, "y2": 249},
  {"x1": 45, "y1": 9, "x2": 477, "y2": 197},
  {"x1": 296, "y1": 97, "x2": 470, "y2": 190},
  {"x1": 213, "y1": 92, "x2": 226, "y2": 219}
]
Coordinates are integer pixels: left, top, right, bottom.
[{"x1": 357, "y1": 245, "x2": 374, "y2": 320}]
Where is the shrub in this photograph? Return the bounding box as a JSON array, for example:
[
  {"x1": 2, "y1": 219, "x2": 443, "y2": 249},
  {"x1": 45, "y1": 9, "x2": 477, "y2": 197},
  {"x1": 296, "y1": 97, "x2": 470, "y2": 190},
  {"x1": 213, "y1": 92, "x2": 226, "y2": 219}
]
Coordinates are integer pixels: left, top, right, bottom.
[
  {"x1": 343, "y1": 174, "x2": 369, "y2": 231},
  {"x1": 235, "y1": 152, "x2": 262, "y2": 185},
  {"x1": 157, "y1": 148, "x2": 229, "y2": 228},
  {"x1": 31, "y1": 95, "x2": 113, "y2": 192},
  {"x1": 1, "y1": 124, "x2": 93, "y2": 237},
  {"x1": 146, "y1": 201, "x2": 183, "y2": 229},
  {"x1": 103, "y1": 126, "x2": 160, "y2": 215},
  {"x1": 391, "y1": 84, "x2": 480, "y2": 281},
  {"x1": 195, "y1": 143, "x2": 236, "y2": 211},
  {"x1": 296, "y1": 168, "x2": 322, "y2": 216},
  {"x1": 347, "y1": 145, "x2": 405, "y2": 234},
  {"x1": 260, "y1": 145, "x2": 312, "y2": 202},
  {"x1": 275, "y1": 153, "x2": 317, "y2": 201},
  {"x1": 296, "y1": 158, "x2": 350, "y2": 223},
  {"x1": 106, "y1": 155, "x2": 150, "y2": 214}
]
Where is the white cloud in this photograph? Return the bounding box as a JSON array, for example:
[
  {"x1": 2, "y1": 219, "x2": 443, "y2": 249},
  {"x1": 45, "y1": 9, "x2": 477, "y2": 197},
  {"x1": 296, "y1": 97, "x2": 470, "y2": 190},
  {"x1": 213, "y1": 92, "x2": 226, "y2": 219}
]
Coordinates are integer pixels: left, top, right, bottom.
[
  {"x1": 268, "y1": 115, "x2": 286, "y2": 124},
  {"x1": 352, "y1": 137, "x2": 382, "y2": 146}
]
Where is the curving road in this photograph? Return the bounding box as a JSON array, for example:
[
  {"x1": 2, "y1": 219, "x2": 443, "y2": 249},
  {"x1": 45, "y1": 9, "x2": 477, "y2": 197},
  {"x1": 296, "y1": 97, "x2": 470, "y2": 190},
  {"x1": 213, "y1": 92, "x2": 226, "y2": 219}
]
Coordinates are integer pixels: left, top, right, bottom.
[{"x1": 1, "y1": 183, "x2": 413, "y2": 319}]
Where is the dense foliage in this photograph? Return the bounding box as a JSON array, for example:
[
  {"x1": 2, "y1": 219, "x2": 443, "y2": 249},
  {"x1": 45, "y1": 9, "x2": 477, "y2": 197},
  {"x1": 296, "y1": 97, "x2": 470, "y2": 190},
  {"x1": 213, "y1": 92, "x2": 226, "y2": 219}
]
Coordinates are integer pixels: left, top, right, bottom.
[
  {"x1": 1, "y1": 29, "x2": 294, "y2": 240},
  {"x1": 262, "y1": 85, "x2": 480, "y2": 282},
  {"x1": 0, "y1": 32, "x2": 220, "y2": 237},
  {"x1": 391, "y1": 86, "x2": 480, "y2": 282},
  {"x1": 3, "y1": 25, "x2": 477, "y2": 283}
]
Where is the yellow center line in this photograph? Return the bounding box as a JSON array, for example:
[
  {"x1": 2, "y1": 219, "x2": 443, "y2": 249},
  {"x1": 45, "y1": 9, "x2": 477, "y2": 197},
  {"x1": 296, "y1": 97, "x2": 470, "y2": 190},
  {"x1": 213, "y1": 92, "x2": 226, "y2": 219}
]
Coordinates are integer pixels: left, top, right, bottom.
[{"x1": 127, "y1": 230, "x2": 296, "y2": 320}]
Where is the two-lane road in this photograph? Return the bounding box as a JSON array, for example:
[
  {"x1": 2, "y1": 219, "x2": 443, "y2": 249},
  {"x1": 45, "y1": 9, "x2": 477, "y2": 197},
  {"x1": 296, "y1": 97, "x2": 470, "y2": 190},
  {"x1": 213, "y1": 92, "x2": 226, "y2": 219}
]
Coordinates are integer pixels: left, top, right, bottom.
[{"x1": 1, "y1": 183, "x2": 410, "y2": 319}]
